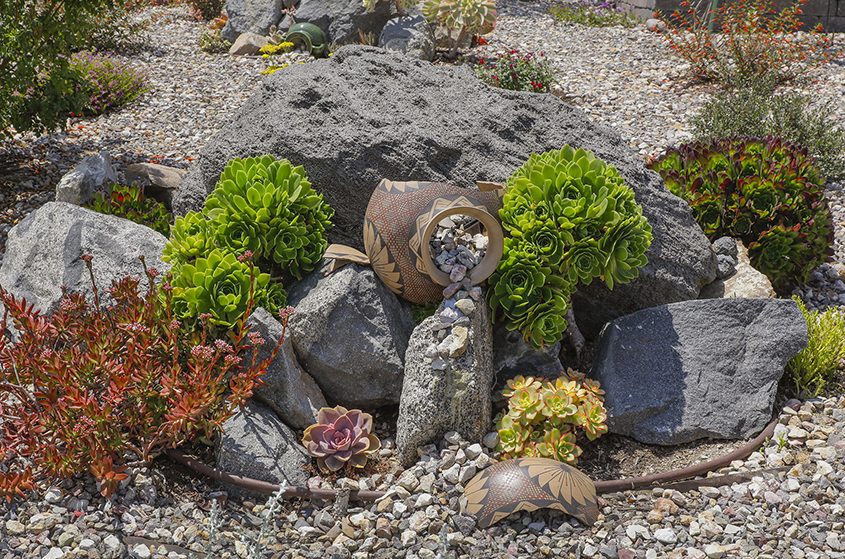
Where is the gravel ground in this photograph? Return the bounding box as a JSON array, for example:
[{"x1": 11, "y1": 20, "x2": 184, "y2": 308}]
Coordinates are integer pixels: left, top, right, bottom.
[
  {"x1": 1, "y1": 5, "x2": 845, "y2": 557},
  {"x1": 1, "y1": 397, "x2": 843, "y2": 558}
]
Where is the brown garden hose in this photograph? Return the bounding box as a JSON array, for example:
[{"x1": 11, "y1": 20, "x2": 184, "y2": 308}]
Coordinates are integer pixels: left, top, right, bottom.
[{"x1": 165, "y1": 399, "x2": 801, "y2": 501}]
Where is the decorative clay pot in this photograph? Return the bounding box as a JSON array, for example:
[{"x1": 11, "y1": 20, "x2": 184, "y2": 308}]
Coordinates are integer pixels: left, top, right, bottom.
[{"x1": 362, "y1": 179, "x2": 504, "y2": 305}]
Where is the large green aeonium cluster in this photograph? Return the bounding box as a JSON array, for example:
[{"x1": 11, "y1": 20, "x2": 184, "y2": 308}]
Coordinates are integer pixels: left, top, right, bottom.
[
  {"x1": 489, "y1": 146, "x2": 652, "y2": 347},
  {"x1": 163, "y1": 155, "x2": 333, "y2": 328},
  {"x1": 649, "y1": 138, "x2": 833, "y2": 292}
]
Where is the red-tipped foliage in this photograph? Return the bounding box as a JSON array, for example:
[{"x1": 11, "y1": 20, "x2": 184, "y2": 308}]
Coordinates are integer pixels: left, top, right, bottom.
[{"x1": 0, "y1": 257, "x2": 289, "y2": 499}]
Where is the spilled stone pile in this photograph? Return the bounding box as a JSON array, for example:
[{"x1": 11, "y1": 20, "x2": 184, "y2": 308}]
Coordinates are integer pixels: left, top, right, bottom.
[{"x1": 429, "y1": 214, "x2": 489, "y2": 282}]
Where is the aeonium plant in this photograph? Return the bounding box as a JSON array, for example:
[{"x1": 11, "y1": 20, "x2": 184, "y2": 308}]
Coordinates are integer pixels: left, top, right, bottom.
[
  {"x1": 302, "y1": 406, "x2": 382, "y2": 473},
  {"x1": 489, "y1": 146, "x2": 652, "y2": 347},
  {"x1": 496, "y1": 370, "x2": 608, "y2": 464}
]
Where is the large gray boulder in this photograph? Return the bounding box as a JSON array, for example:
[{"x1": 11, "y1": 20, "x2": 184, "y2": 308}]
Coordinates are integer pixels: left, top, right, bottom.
[
  {"x1": 55, "y1": 151, "x2": 117, "y2": 206},
  {"x1": 286, "y1": 264, "x2": 415, "y2": 407},
  {"x1": 221, "y1": 0, "x2": 283, "y2": 42},
  {"x1": 396, "y1": 293, "x2": 494, "y2": 466},
  {"x1": 175, "y1": 47, "x2": 716, "y2": 335},
  {"x1": 378, "y1": 14, "x2": 435, "y2": 61},
  {"x1": 294, "y1": 0, "x2": 393, "y2": 45},
  {"x1": 217, "y1": 401, "x2": 310, "y2": 493},
  {"x1": 245, "y1": 308, "x2": 327, "y2": 429},
  {"x1": 591, "y1": 298, "x2": 808, "y2": 445},
  {"x1": 0, "y1": 202, "x2": 168, "y2": 314}
]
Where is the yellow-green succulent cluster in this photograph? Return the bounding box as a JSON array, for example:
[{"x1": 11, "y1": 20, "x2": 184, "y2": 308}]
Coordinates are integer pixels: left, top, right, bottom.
[
  {"x1": 495, "y1": 371, "x2": 608, "y2": 464},
  {"x1": 489, "y1": 146, "x2": 652, "y2": 347}
]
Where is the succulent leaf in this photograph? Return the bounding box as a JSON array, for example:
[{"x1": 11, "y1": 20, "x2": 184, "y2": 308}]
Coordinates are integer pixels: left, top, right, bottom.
[{"x1": 302, "y1": 406, "x2": 381, "y2": 473}]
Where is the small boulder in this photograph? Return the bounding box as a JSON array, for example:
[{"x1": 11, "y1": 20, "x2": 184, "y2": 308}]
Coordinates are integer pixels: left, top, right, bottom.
[
  {"x1": 217, "y1": 401, "x2": 310, "y2": 492},
  {"x1": 294, "y1": 0, "x2": 393, "y2": 45},
  {"x1": 591, "y1": 298, "x2": 807, "y2": 445},
  {"x1": 700, "y1": 240, "x2": 776, "y2": 299},
  {"x1": 287, "y1": 265, "x2": 415, "y2": 407},
  {"x1": 123, "y1": 163, "x2": 186, "y2": 210},
  {"x1": 245, "y1": 308, "x2": 327, "y2": 429},
  {"x1": 0, "y1": 202, "x2": 168, "y2": 315},
  {"x1": 378, "y1": 14, "x2": 434, "y2": 61},
  {"x1": 396, "y1": 294, "x2": 494, "y2": 466},
  {"x1": 221, "y1": 0, "x2": 283, "y2": 42},
  {"x1": 228, "y1": 32, "x2": 270, "y2": 56},
  {"x1": 493, "y1": 323, "x2": 563, "y2": 383},
  {"x1": 55, "y1": 152, "x2": 117, "y2": 206}
]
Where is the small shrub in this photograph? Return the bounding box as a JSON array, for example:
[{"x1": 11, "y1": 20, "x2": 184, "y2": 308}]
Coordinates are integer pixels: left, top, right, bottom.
[
  {"x1": 302, "y1": 406, "x2": 381, "y2": 473},
  {"x1": 548, "y1": 0, "x2": 638, "y2": 27},
  {"x1": 187, "y1": 0, "x2": 224, "y2": 21},
  {"x1": 496, "y1": 371, "x2": 608, "y2": 464},
  {"x1": 474, "y1": 49, "x2": 556, "y2": 93},
  {"x1": 0, "y1": 0, "x2": 113, "y2": 135},
  {"x1": 490, "y1": 146, "x2": 652, "y2": 347},
  {"x1": 163, "y1": 155, "x2": 333, "y2": 326},
  {"x1": 690, "y1": 78, "x2": 845, "y2": 180},
  {"x1": 658, "y1": 0, "x2": 838, "y2": 85},
  {"x1": 649, "y1": 138, "x2": 833, "y2": 292},
  {"x1": 70, "y1": 52, "x2": 149, "y2": 115},
  {"x1": 0, "y1": 257, "x2": 289, "y2": 501},
  {"x1": 787, "y1": 297, "x2": 845, "y2": 396},
  {"x1": 199, "y1": 29, "x2": 232, "y2": 54},
  {"x1": 422, "y1": 0, "x2": 497, "y2": 57},
  {"x1": 88, "y1": 184, "x2": 171, "y2": 235}
]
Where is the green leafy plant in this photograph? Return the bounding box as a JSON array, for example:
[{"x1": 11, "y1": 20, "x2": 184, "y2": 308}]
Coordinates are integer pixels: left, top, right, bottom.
[
  {"x1": 302, "y1": 406, "x2": 382, "y2": 473},
  {"x1": 88, "y1": 184, "x2": 171, "y2": 236},
  {"x1": 70, "y1": 51, "x2": 149, "y2": 115},
  {"x1": 649, "y1": 138, "x2": 833, "y2": 292},
  {"x1": 490, "y1": 146, "x2": 652, "y2": 347},
  {"x1": 787, "y1": 297, "x2": 845, "y2": 396},
  {"x1": 0, "y1": 0, "x2": 118, "y2": 135},
  {"x1": 422, "y1": 0, "x2": 496, "y2": 57},
  {"x1": 474, "y1": 49, "x2": 555, "y2": 93},
  {"x1": 199, "y1": 29, "x2": 231, "y2": 53},
  {"x1": 496, "y1": 371, "x2": 607, "y2": 464},
  {"x1": 170, "y1": 249, "x2": 286, "y2": 329},
  {"x1": 0, "y1": 255, "x2": 290, "y2": 501},
  {"x1": 548, "y1": 0, "x2": 638, "y2": 27},
  {"x1": 690, "y1": 77, "x2": 845, "y2": 181},
  {"x1": 657, "y1": 0, "x2": 838, "y2": 85},
  {"x1": 163, "y1": 155, "x2": 333, "y2": 326}
]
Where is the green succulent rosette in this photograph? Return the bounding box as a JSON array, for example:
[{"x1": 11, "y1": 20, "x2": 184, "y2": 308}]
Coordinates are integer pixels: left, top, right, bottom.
[
  {"x1": 203, "y1": 155, "x2": 334, "y2": 281},
  {"x1": 169, "y1": 249, "x2": 285, "y2": 328},
  {"x1": 491, "y1": 145, "x2": 652, "y2": 347},
  {"x1": 163, "y1": 211, "x2": 214, "y2": 264},
  {"x1": 649, "y1": 138, "x2": 833, "y2": 292}
]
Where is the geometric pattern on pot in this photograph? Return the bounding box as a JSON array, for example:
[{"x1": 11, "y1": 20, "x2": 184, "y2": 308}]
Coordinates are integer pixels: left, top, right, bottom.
[
  {"x1": 460, "y1": 458, "x2": 599, "y2": 528},
  {"x1": 364, "y1": 179, "x2": 503, "y2": 305}
]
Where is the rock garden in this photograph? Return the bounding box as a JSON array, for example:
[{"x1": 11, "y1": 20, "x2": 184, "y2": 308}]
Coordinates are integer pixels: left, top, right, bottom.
[{"x1": 1, "y1": 0, "x2": 845, "y2": 557}]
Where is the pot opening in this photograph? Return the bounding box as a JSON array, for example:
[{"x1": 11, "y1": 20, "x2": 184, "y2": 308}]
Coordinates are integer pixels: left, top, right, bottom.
[{"x1": 428, "y1": 213, "x2": 490, "y2": 284}]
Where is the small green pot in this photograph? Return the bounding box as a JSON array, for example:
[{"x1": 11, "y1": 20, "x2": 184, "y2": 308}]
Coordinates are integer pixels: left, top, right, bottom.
[{"x1": 285, "y1": 23, "x2": 328, "y2": 58}]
